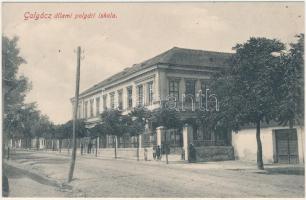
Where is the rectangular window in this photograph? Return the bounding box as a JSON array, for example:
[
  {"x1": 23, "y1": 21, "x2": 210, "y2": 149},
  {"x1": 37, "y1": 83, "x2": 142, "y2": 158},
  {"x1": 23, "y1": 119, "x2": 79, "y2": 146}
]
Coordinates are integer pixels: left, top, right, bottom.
[
  {"x1": 127, "y1": 86, "x2": 133, "y2": 108},
  {"x1": 169, "y1": 80, "x2": 179, "y2": 101},
  {"x1": 84, "y1": 101, "x2": 88, "y2": 119},
  {"x1": 147, "y1": 82, "x2": 153, "y2": 105},
  {"x1": 118, "y1": 90, "x2": 123, "y2": 110},
  {"x1": 201, "y1": 80, "x2": 209, "y2": 104},
  {"x1": 137, "y1": 85, "x2": 144, "y2": 106},
  {"x1": 185, "y1": 80, "x2": 196, "y2": 96},
  {"x1": 185, "y1": 80, "x2": 196, "y2": 104},
  {"x1": 96, "y1": 97, "x2": 100, "y2": 116},
  {"x1": 103, "y1": 95, "x2": 107, "y2": 111},
  {"x1": 90, "y1": 99, "x2": 94, "y2": 117},
  {"x1": 110, "y1": 92, "x2": 115, "y2": 109}
]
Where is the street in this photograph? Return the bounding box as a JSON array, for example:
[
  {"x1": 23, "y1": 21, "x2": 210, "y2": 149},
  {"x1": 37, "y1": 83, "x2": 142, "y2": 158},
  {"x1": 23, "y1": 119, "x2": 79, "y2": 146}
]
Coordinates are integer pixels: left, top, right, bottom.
[{"x1": 3, "y1": 150, "x2": 305, "y2": 198}]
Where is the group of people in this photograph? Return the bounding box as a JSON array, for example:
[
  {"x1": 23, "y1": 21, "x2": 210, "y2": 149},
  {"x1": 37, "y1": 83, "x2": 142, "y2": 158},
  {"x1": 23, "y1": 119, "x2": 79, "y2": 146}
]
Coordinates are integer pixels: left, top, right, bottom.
[
  {"x1": 80, "y1": 141, "x2": 93, "y2": 155},
  {"x1": 152, "y1": 144, "x2": 196, "y2": 162},
  {"x1": 152, "y1": 145, "x2": 162, "y2": 160}
]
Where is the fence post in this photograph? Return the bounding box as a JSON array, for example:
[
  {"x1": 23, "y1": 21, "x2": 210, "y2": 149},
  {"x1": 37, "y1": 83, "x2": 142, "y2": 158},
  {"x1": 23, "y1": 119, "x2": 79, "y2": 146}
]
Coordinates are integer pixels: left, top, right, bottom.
[{"x1": 183, "y1": 124, "x2": 193, "y2": 161}]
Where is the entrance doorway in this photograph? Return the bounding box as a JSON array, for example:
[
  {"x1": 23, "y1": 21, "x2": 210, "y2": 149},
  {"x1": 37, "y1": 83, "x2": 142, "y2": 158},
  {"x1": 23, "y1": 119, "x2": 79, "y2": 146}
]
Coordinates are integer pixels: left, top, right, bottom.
[{"x1": 275, "y1": 129, "x2": 299, "y2": 164}]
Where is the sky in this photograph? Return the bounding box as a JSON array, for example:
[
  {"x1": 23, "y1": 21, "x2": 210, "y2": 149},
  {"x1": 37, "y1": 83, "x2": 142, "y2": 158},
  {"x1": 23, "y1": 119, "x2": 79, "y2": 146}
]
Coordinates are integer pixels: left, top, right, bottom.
[{"x1": 2, "y1": 2, "x2": 304, "y2": 124}]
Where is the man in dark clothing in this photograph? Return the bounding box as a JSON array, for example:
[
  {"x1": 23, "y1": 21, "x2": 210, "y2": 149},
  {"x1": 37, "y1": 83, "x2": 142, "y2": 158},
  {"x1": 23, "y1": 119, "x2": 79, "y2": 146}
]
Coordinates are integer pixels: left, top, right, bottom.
[
  {"x1": 152, "y1": 146, "x2": 156, "y2": 160},
  {"x1": 81, "y1": 143, "x2": 84, "y2": 155},
  {"x1": 88, "y1": 141, "x2": 92, "y2": 154},
  {"x1": 156, "y1": 145, "x2": 161, "y2": 160},
  {"x1": 188, "y1": 143, "x2": 196, "y2": 163}
]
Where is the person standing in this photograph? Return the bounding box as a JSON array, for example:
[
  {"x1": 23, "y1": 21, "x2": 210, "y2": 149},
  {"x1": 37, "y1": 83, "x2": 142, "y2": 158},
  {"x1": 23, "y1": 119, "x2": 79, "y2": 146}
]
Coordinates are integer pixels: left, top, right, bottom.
[
  {"x1": 188, "y1": 143, "x2": 196, "y2": 163},
  {"x1": 88, "y1": 141, "x2": 92, "y2": 154},
  {"x1": 81, "y1": 143, "x2": 84, "y2": 155},
  {"x1": 156, "y1": 145, "x2": 161, "y2": 160},
  {"x1": 144, "y1": 148, "x2": 148, "y2": 161},
  {"x1": 152, "y1": 146, "x2": 156, "y2": 160}
]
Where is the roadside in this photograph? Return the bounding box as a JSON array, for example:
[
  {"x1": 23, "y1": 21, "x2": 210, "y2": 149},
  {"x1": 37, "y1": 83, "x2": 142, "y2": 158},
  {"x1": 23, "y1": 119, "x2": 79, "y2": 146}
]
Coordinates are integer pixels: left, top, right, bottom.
[{"x1": 3, "y1": 162, "x2": 73, "y2": 197}]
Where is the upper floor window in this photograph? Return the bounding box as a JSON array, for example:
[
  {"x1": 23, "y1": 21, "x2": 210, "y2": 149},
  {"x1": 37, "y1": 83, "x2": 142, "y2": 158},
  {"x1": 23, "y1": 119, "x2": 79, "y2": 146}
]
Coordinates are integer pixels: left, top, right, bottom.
[
  {"x1": 90, "y1": 99, "x2": 94, "y2": 117},
  {"x1": 84, "y1": 101, "x2": 88, "y2": 119},
  {"x1": 127, "y1": 86, "x2": 133, "y2": 109},
  {"x1": 185, "y1": 79, "x2": 196, "y2": 96},
  {"x1": 110, "y1": 92, "x2": 115, "y2": 109},
  {"x1": 147, "y1": 82, "x2": 153, "y2": 105},
  {"x1": 118, "y1": 90, "x2": 123, "y2": 110},
  {"x1": 201, "y1": 80, "x2": 209, "y2": 97},
  {"x1": 96, "y1": 97, "x2": 100, "y2": 116},
  {"x1": 103, "y1": 95, "x2": 107, "y2": 111},
  {"x1": 185, "y1": 80, "x2": 196, "y2": 105},
  {"x1": 169, "y1": 80, "x2": 179, "y2": 101},
  {"x1": 137, "y1": 85, "x2": 144, "y2": 106}
]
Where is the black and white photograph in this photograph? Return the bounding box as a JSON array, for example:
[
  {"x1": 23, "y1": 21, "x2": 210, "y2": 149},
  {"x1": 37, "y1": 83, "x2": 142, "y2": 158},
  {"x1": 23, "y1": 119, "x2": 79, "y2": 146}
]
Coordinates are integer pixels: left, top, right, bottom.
[{"x1": 2, "y1": 1, "x2": 305, "y2": 198}]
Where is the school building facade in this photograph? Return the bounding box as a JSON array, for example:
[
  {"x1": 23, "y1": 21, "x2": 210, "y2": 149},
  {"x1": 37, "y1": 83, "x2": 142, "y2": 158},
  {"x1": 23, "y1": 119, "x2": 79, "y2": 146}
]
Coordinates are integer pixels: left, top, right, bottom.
[
  {"x1": 66, "y1": 46, "x2": 304, "y2": 163},
  {"x1": 71, "y1": 47, "x2": 234, "y2": 161}
]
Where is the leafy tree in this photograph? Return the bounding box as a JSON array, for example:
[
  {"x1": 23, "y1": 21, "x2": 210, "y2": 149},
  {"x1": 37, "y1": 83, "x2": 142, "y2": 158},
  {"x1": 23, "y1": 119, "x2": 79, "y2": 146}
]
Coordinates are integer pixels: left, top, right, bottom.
[
  {"x1": 88, "y1": 123, "x2": 108, "y2": 156},
  {"x1": 217, "y1": 37, "x2": 286, "y2": 169},
  {"x1": 31, "y1": 114, "x2": 53, "y2": 150},
  {"x1": 100, "y1": 109, "x2": 126, "y2": 158},
  {"x1": 277, "y1": 33, "x2": 304, "y2": 128},
  {"x1": 2, "y1": 36, "x2": 31, "y2": 146},
  {"x1": 7, "y1": 103, "x2": 39, "y2": 141},
  {"x1": 128, "y1": 106, "x2": 152, "y2": 160},
  {"x1": 54, "y1": 119, "x2": 87, "y2": 152},
  {"x1": 151, "y1": 107, "x2": 181, "y2": 130}
]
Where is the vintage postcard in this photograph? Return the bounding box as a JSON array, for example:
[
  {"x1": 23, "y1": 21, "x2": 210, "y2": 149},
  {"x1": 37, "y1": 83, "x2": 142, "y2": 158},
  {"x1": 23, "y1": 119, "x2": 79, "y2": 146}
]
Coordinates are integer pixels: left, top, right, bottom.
[{"x1": 2, "y1": 1, "x2": 304, "y2": 198}]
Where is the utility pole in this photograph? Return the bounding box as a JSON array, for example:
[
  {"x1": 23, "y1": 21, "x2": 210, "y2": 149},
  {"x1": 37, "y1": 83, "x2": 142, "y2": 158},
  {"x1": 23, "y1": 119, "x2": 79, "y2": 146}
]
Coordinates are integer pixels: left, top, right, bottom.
[{"x1": 68, "y1": 46, "x2": 81, "y2": 182}]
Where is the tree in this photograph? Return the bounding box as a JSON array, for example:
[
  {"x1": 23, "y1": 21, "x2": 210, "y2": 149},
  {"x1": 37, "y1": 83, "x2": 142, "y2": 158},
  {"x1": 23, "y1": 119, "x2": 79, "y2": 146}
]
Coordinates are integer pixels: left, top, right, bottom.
[
  {"x1": 100, "y1": 109, "x2": 126, "y2": 158},
  {"x1": 31, "y1": 114, "x2": 53, "y2": 150},
  {"x1": 128, "y1": 106, "x2": 152, "y2": 161},
  {"x1": 2, "y1": 36, "x2": 31, "y2": 149},
  {"x1": 54, "y1": 119, "x2": 87, "y2": 152},
  {"x1": 89, "y1": 123, "x2": 107, "y2": 157},
  {"x1": 54, "y1": 124, "x2": 66, "y2": 153},
  {"x1": 218, "y1": 37, "x2": 286, "y2": 169},
  {"x1": 6, "y1": 103, "x2": 39, "y2": 147},
  {"x1": 277, "y1": 33, "x2": 304, "y2": 128},
  {"x1": 151, "y1": 107, "x2": 181, "y2": 130}
]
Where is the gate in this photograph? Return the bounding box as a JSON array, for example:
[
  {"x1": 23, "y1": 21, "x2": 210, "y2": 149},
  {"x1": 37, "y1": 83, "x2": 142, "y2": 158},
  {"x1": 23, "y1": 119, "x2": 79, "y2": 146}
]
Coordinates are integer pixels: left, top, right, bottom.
[{"x1": 275, "y1": 129, "x2": 299, "y2": 164}]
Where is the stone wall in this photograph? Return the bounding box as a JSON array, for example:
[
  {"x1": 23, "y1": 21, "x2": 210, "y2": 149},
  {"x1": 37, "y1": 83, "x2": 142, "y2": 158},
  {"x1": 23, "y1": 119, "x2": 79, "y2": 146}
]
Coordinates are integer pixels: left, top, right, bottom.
[
  {"x1": 194, "y1": 146, "x2": 234, "y2": 162},
  {"x1": 232, "y1": 126, "x2": 305, "y2": 164}
]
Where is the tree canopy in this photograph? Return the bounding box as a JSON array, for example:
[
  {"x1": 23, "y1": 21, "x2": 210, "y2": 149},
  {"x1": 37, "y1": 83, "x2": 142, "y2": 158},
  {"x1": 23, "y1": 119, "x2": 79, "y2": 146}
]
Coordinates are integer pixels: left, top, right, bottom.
[
  {"x1": 128, "y1": 106, "x2": 152, "y2": 136},
  {"x1": 3, "y1": 36, "x2": 31, "y2": 139},
  {"x1": 209, "y1": 35, "x2": 304, "y2": 169},
  {"x1": 277, "y1": 33, "x2": 304, "y2": 128},
  {"x1": 151, "y1": 107, "x2": 181, "y2": 130},
  {"x1": 100, "y1": 109, "x2": 126, "y2": 138}
]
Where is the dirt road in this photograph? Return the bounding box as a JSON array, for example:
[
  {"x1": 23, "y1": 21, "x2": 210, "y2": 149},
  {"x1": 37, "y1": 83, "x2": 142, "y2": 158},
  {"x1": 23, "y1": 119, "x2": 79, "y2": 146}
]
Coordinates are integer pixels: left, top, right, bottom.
[{"x1": 3, "y1": 150, "x2": 304, "y2": 197}]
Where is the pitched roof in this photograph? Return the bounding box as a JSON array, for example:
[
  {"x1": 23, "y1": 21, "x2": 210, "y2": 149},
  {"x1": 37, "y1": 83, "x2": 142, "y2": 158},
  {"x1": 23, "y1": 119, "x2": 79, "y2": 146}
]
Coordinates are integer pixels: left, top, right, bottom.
[{"x1": 79, "y1": 47, "x2": 233, "y2": 97}]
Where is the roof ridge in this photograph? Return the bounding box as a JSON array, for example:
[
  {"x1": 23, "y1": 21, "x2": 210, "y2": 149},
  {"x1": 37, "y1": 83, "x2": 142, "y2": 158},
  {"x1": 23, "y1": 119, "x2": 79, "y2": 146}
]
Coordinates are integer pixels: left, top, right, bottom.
[
  {"x1": 171, "y1": 46, "x2": 233, "y2": 55},
  {"x1": 78, "y1": 47, "x2": 233, "y2": 97}
]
